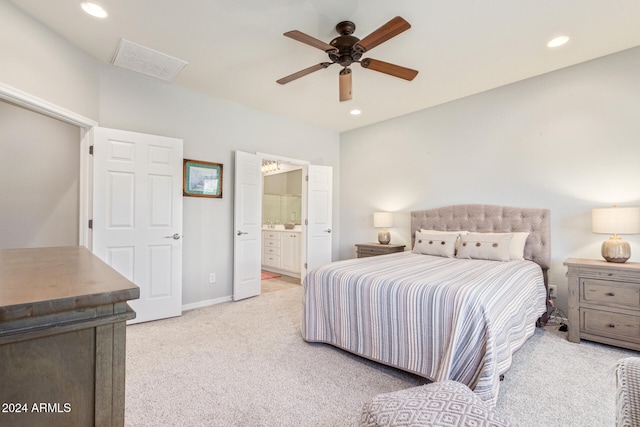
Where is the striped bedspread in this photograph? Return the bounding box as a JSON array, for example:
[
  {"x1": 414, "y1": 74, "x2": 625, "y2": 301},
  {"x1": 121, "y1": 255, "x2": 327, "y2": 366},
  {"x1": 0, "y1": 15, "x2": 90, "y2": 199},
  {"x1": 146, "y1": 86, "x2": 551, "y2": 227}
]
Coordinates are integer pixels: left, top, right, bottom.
[{"x1": 302, "y1": 252, "x2": 547, "y2": 407}]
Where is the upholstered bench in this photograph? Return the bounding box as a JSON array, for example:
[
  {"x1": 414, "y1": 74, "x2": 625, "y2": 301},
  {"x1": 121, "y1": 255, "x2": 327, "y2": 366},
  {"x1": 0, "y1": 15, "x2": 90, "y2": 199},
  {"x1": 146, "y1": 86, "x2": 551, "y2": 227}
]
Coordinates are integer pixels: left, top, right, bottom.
[{"x1": 360, "y1": 380, "x2": 514, "y2": 427}]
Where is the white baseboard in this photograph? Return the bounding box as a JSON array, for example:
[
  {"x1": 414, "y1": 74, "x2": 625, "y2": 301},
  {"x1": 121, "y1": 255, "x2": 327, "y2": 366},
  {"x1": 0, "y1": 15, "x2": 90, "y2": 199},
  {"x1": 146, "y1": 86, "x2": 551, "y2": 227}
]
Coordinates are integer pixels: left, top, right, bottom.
[{"x1": 182, "y1": 295, "x2": 232, "y2": 312}]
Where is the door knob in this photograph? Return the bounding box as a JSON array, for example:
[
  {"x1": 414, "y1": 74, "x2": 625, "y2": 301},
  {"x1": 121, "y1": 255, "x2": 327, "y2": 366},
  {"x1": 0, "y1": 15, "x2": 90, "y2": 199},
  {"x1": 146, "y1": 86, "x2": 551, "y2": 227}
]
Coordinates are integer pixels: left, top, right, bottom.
[
  {"x1": 324, "y1": 229, "x2": 332, "y2": 233},
  {"x1": 164, "y1": 233, "x2": 182, "y2": 240},
  {"x1": 237, "y1": 230, "x2": 249, "y2": 236}
]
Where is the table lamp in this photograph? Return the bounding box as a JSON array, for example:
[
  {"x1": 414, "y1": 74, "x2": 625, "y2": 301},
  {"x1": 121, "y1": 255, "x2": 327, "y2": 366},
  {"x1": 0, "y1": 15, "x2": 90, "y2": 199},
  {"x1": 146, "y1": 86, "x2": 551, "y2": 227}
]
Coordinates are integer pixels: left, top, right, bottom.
[
  {"x1": 373, "y1": 212, "x2": 393, "y2": 244},
  {"x1": 592, "y1": 206, "x2": 640, "y2": 263}
]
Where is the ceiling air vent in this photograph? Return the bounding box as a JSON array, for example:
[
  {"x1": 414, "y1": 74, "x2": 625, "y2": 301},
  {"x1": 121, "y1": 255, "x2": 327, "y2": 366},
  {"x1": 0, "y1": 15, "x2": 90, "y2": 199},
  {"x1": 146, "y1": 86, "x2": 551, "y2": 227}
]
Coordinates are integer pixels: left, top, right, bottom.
[{"x1": 111, "y1": 39, "x2": 188, "y2": 82}]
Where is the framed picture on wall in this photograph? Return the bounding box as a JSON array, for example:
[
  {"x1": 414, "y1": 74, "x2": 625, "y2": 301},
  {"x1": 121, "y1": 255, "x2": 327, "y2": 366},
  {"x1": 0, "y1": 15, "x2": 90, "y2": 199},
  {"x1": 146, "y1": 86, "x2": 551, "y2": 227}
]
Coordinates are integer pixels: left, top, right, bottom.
[{"x1": 183, "y1": 159, "x2": 223, "y2": 198}]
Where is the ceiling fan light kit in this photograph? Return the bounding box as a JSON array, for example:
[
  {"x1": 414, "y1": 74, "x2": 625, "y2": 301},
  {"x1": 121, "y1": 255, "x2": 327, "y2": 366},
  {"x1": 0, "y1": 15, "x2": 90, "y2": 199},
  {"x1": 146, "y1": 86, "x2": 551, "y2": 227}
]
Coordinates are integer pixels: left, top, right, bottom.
[{"x1": 277, "y1": 16, "x2": 418, "y2": 102}]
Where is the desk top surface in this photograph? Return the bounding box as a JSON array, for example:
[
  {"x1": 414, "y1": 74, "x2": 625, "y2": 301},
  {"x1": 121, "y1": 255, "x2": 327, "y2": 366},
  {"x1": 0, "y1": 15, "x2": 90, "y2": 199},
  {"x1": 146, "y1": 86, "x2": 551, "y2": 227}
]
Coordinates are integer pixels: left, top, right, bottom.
[
  {"x1": 0, "y1": 246, "x2": 139, "y2": 322},
  {"x1": 564, "y1": 257, "x2": 640, "y2": 271}
]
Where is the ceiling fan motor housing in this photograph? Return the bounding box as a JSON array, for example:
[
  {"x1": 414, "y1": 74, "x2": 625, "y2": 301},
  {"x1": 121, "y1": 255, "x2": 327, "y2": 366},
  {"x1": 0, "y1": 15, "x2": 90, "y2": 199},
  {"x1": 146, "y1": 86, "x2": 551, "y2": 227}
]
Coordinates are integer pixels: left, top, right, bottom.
[{"x1": 329, "y1": 21, "x2": 362, "y2": 67}]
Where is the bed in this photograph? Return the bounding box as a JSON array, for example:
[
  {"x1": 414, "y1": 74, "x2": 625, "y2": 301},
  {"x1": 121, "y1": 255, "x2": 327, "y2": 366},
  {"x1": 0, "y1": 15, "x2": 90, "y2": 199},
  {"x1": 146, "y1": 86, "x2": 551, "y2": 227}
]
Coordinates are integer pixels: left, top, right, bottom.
[{"x1": 302, "y1": 204, "x2": 550, "y2": 407}]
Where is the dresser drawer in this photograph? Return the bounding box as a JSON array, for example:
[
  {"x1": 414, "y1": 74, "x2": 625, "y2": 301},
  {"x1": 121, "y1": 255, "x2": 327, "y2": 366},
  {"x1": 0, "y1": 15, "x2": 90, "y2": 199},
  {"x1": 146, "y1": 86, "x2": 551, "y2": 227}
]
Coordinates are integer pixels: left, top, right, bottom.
[
  {"x1": 355, "y1": 244, "x2": 405, "y2": 258},
  {"x1": 263, "y1": 231, "x2": 280, "y2": 240},
  {"x1": 581, "y1": 278, "x2": 640, "y2": 308},
  {"x1": 264, "y1": 238, "x2": 280, "y2": 248},
  {"x1": 582, "y1": 308, "x2": 640, "y2": 343},
  {"x1": 263, "y1": 254, "x2": 280, "y2": 268},
  {"x1": 358, "y1": 247, "x2": 382, "y2": 256},
  {"x1": 264, "y1": 246, "x2": 280, "y2": 256},
  {"x1": 263, "y1": 246, "x2": 280, "y2": 256}
]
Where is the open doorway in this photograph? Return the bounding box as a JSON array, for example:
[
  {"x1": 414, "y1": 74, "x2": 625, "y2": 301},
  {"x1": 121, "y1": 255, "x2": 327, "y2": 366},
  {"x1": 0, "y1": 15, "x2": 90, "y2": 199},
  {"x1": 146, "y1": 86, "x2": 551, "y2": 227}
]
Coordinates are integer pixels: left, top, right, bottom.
[
  {"x1": 233, "y1": 150, "x2": 332, "y2": 301},
  {"x1": 0, "y1": 99, "x2": 81, "y2": 249},
  {"x1": 260, "y1": 159, "x2": 304, "y2": 293},
  {"x1": 0, "y1": 83, "x2": 98, "y2": 249}
]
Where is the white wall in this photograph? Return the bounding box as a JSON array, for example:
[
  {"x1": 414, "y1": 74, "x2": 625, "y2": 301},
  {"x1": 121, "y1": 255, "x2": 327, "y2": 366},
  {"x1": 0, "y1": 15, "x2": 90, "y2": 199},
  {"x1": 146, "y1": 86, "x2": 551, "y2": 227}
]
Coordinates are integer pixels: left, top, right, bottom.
[
  {"x1": 340, "y1": 47, "x2": 640, "y2": 314},
  {"x1": 97, "y1": 66, "x2": 340, "y2": 305},
  {"x1": 0, "y1": 0, "x2": 99, "y2": 120},
  {"x1": 0, "y1": 100, "x2": 80, "y2": 249}
]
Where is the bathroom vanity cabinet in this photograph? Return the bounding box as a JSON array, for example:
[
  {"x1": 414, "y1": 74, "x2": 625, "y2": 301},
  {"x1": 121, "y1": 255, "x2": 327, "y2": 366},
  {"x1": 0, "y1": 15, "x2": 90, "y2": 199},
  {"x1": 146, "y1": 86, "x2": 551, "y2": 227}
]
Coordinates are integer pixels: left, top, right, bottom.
[{"x1": 262, "y1": 229, "x2": 301, "y2": 277}]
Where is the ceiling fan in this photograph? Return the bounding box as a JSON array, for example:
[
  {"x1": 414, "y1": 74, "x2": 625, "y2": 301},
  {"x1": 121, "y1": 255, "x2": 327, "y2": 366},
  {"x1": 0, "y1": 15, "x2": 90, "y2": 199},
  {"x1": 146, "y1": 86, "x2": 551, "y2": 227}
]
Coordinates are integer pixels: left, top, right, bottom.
[{"x1": 277, "y1": 16, "x2": 418, "y2": 102}]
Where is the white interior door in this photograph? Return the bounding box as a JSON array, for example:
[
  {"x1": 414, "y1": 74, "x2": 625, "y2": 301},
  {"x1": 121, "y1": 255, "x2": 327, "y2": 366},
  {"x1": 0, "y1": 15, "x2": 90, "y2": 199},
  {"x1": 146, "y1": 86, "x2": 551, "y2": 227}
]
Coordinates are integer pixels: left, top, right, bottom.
[
  {"x1": 233, "y1": 150, "x2": 262, "y2": 301},
  {"x1": 92, "y1": 127, "x2": 183, "y2": 324},
  {"x1": 303, "y1": 165, "x2": 333, "y2": 277}
]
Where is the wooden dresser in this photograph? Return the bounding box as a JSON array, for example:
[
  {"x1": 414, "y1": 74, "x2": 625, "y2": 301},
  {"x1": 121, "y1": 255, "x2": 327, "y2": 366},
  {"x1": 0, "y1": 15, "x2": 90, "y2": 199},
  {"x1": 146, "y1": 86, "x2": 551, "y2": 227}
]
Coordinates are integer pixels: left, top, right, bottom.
[
  {"x1": 565, "y1": 258, "x2": 640, "y2": 351},
  {"x1": 355, "y1": 243, "x2": 406, "y2": 258},
  {"x1": 0, "y1": 247, "x2": 139, "y2": 427}
]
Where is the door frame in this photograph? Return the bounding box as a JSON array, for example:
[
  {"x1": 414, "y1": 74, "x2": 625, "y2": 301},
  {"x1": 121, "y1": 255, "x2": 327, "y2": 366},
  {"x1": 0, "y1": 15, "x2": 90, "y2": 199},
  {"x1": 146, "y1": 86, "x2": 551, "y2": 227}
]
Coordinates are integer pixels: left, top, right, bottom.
[{"x1": 0, "y1": 82, "x2": 97, "y2": 248}]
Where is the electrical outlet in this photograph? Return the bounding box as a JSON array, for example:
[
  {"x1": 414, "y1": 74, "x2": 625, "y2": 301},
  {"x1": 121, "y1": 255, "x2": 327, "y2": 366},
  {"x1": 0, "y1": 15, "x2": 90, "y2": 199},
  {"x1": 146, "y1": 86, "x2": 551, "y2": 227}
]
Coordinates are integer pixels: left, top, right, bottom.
[
  {"x1": 209, "y1": 273, "x2": 216, "y2": 283},
  {"x1": 548, "y1": 284, "x2": 557, "y2": 298}
]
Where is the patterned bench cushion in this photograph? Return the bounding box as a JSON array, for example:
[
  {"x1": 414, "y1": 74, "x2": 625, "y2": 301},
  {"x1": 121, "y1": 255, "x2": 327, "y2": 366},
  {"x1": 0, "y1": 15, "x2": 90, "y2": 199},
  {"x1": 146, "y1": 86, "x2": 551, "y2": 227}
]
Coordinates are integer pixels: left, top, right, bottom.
[
  {"x1": 616, "y1": 357, "x2": 640, "y2": 427},
  {"x1": 360, "y1": 380, "x2": 514, "y2": 427}
]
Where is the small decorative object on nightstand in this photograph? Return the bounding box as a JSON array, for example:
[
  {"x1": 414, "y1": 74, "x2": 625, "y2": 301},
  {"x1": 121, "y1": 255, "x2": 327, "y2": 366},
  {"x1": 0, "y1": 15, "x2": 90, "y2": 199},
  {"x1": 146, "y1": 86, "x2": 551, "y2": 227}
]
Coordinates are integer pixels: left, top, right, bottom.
[
  {"x1": 565, "y1": 258, "x2": 640, "y2": 351},
  {"x1": 373, "y1": 212, "x2": 394, "y2": 244},
  {"x1": 356, "y1": 243, "x2": 405, "y2": 258},
  {"x1": 592, "y1": 206, "x2": 640, "y2": 263}
]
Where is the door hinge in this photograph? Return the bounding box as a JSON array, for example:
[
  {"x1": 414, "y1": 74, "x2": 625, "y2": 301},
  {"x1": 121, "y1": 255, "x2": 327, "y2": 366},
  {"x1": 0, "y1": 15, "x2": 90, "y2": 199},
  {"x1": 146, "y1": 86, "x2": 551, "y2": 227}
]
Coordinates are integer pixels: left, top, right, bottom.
[
  {"x1": 88, "y1": 219, "x2": 93, "y2": 229},
  {"x1": 304, "y1": 263, "x2": 308, "y2": 269},
  {"x1": 89, "y1": 145, "x2": 94, "y2": 155},
  {"x1": 305, "y1": 219, "x2": 308, "y2": 225},
  {"x1": 305, "y1": 175, "x2": 309, "y2": 182}
]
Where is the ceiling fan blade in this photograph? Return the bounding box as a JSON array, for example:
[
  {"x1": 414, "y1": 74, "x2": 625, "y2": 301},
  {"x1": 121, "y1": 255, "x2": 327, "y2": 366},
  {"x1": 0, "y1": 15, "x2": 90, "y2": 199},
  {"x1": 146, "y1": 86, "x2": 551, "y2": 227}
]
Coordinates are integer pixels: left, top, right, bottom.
[
  {"x1": 360, "y1": 58, "x2": 418, "y2": 81},
  {"x1": 277, "y1": 63, "x2": 332, "y2": 85},
  {"x1": 339, "y1": 69, "x2": 352, "y2": 102},
  {"x1": 354, "y1": 16, "x2": 411, "y2": 53},
  {"x1": 284, "y1": 30, "x2": 338, "y2": 52}
]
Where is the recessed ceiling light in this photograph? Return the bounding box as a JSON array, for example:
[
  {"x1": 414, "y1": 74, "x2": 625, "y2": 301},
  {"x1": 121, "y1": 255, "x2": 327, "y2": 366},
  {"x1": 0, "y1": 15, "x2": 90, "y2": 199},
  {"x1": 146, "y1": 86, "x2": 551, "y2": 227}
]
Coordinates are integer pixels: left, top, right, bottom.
[
  {"x1": 81, "y1": 2, "x2": 108, "y2": 18},
  {"x1": 547, "y1": 35, "x2": 569, "y2": 48},
  {"x1": 350, "y1": 109, "x2": 362, "y2": 116}
]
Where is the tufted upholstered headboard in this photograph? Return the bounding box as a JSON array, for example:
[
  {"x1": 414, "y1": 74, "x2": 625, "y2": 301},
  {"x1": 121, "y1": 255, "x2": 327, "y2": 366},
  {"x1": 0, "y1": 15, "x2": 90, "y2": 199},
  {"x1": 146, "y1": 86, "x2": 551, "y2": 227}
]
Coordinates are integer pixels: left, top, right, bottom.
[{"x1": 411, "y1": 204, "x2": 551, "y2": 284}]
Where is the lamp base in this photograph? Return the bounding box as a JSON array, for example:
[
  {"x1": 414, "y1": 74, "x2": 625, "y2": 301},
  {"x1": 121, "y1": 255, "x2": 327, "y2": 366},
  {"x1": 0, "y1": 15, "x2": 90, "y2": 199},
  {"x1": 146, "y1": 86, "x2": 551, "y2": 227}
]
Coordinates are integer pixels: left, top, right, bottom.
[
  {"x1": 377, "y1": 230, "x2": 390, "y2": 245},
  {"x1": 601, "y1": 235, "x2": 630, "y2": 263}
]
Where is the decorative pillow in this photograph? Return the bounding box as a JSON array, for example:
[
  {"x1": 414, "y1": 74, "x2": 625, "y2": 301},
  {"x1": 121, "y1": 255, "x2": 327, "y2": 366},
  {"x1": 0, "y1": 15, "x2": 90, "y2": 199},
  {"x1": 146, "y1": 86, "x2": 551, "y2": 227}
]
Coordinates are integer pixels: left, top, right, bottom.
[
  {"x1": 413, "y1": 231, "x2": 458, "y2": 258},
  {"x1": 462, "y1": 232, "x2": 529, "y2": 260},
  {"x1": 420, "y1": 229, "x2": 468, "y2": 252},
  {"x1": 456, "y1": 233, "x2": 514, "y2": 261}
]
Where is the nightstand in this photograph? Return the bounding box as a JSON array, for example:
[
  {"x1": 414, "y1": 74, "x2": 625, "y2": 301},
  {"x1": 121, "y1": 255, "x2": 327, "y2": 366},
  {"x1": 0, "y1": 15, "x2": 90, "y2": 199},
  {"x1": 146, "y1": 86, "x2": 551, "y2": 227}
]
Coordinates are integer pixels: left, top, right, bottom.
[
  {"x1": 565, "y1": 258, "x2": 640, "y2": 351},
  {"x1": 355, "y1": 243, "x2": 406, "y2": 258}
]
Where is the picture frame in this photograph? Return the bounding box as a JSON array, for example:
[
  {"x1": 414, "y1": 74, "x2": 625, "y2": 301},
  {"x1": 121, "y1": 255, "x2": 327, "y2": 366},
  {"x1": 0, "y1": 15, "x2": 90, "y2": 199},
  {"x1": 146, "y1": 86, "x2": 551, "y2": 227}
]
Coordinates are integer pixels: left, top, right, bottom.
[{"x1": 183, "y1": 159, "x2": 223, "y2": 198}]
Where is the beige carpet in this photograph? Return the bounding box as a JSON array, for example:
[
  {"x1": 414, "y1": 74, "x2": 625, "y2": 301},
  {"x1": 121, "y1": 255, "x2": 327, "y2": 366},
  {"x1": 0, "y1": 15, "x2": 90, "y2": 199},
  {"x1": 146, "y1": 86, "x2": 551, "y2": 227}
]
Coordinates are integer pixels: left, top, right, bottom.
[{"x1": 125, "y1": 286, "x2": 637, "y2": 426}]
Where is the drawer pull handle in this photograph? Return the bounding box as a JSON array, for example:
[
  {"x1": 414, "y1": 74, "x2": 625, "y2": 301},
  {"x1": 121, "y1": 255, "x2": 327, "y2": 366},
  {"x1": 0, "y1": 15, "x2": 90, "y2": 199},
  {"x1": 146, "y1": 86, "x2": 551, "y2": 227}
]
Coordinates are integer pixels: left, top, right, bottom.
[
  {"x1": 609, "y1": 324, "x2": 616, "y2": 328},
  {"x1": 606, "y1": 292, "x2": 615, "y2": 297}
]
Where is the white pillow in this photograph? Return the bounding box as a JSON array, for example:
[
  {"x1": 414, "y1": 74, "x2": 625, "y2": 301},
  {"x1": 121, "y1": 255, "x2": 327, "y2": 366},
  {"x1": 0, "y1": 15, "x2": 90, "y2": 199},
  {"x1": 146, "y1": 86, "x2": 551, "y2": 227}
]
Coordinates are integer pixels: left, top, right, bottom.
[
  {"x1": 456, "y1": 233, "x2": 514, "y2": 262},
  {"x1": 420, "y1": 229, "x2": 468, "y2": 252},
  {"x1": 413, "y1": 231, "x2": 458, "y2": 258},
  {"x1": 507, "y1": 232, "x2": 529, "y2": 260},
  {"x1": 462, "y1": 232, "x2": 529, "y2": 260}
]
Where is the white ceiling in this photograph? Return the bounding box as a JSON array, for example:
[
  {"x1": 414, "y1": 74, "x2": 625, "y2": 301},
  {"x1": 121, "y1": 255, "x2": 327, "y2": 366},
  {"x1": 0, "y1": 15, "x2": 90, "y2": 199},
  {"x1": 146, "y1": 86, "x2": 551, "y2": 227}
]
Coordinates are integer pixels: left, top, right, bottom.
[{"x1": 9, "y1": 0, "x2": 640, "y2": 132}]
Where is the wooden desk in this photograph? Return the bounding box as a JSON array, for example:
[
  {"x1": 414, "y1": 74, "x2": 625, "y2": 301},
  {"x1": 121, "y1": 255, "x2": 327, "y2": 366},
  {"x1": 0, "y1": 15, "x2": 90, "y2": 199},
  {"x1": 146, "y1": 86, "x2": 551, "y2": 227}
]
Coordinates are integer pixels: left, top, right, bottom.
[{"x1": 0, "y1": 246, "x2": 139, "y2": 427}]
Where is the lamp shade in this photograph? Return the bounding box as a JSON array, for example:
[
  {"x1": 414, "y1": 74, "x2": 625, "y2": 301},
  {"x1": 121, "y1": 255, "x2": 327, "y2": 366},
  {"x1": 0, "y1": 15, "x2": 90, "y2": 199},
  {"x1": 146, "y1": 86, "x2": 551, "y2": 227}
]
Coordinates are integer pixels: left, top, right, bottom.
[
  {"x1": 592, "y1": 207, "x2": 640, "y2": 235},
  {"x1": 373, "y1": 212, "x2": 394, "y2": 228}
]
